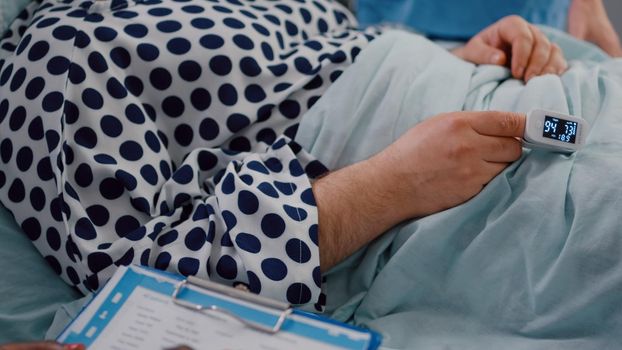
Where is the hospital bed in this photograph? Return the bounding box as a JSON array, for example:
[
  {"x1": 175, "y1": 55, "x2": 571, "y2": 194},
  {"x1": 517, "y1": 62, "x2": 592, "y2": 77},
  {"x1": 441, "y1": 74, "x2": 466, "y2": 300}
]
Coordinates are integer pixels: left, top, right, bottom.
[{"x1": 2, "y1": 1, "x2": 622, "y2": 349}]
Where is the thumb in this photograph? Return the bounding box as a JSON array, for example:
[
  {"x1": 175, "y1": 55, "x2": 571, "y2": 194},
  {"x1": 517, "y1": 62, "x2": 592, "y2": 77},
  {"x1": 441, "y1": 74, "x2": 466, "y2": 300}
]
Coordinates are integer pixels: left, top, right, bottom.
[{"x1": 460, "y1": 38, "x2": 507, "y2": 66}]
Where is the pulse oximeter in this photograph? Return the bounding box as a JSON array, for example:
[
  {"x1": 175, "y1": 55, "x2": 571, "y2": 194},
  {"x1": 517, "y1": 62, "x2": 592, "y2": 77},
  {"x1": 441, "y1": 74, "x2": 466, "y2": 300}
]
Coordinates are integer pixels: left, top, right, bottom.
[{"x1": 523, "y1": 109, "x2": 589, "y2": 153}]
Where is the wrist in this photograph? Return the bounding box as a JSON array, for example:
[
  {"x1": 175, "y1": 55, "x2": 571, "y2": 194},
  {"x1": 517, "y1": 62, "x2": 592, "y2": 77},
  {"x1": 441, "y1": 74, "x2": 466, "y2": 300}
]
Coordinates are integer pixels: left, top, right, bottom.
[
  {"x1": 313, "y1": 157, "x2": 401, "y2": 271},
  {"x1": 364, "y1": 152, "x2": 413, "y2": 224}
]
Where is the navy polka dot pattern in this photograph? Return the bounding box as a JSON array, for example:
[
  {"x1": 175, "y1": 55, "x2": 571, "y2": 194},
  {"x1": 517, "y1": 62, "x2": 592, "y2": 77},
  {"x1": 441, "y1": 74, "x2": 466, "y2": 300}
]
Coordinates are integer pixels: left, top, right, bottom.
[{"x1": 0, "y1": 0, "x2": 380, "y2": 308}]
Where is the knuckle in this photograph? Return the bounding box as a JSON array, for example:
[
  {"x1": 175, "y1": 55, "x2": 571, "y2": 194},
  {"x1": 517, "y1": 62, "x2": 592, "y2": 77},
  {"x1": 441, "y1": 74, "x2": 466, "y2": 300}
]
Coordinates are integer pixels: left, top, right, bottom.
[
  {"x1": 445, "y1": 116, "x2": 470, "y2": 133},
  {"x1": 559, "y1": 61, "x2": 568, "y2": 73},
  {"x1": 551, "y1": 43, "x2": 561, "y2": 54},
  {"x1": 558, "y1": 57, "x2": 568, "y2": 70},
  {"x1": 532, "y1": 41, "x2": 549, "y2": 58},
  {"x1": 448, "y1": 142, "x2": 475, "y2": 160},
  {"x1": 515, "y1": 143, "x2": 523, "y2": 159},
  {"x1": 508, "y1": 140, "x2": 523, "y2": 159},
  {"x1": 457, "y1": 165, "x2": 476, "y2": 179},
  {"x1": 516, "y1": 31, "x2": 530, "y2": 41},
  {"x1": 505, "y1": 15, "x2": 525, "y2": 26},
  {"x1": 529, "y1": 25, "x2": 542, "y2": 38},
  {"x1": 512, "y1": 31, "x2": 534, "y2": 49},
  {"x1": 501, "y1": 113, "x2": 522, "y2": 133},
  {"x1": 496, "y1": 139, "x2": 511, "y2": 153},
  {"x1": 538, "y1": 37, "x2": 551, "y2": 51}
]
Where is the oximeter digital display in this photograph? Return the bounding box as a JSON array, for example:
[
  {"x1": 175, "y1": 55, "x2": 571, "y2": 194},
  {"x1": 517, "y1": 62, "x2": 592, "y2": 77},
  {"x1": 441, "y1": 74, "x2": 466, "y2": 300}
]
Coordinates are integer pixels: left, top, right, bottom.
[
  {"x1": 542, "y1": 115, "x2": 577, "y2": 144},
  {"x1": 523, "y1": 109, "x2": 589, "y2": 153}
]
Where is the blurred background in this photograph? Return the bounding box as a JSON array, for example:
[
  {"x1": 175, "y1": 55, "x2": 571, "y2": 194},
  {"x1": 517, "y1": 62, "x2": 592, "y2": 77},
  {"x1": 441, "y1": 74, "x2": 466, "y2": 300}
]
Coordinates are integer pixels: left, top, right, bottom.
[
  {"x1": 340, "y1": 0, "x2": 621, "y2": 37},
  {"x1": 604, "y1": 0, "x2": 621, "y2": 37}
]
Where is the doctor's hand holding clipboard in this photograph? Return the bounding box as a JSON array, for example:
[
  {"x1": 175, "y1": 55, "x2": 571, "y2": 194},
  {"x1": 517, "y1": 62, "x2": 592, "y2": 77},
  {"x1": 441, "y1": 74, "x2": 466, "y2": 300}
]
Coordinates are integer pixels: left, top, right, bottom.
[
  {"x1": 0, "y1": 342, "x2": 194, "y2": 350},
  {"x1": 0, "y1": 341, "x2": 83, "y2": 350}
]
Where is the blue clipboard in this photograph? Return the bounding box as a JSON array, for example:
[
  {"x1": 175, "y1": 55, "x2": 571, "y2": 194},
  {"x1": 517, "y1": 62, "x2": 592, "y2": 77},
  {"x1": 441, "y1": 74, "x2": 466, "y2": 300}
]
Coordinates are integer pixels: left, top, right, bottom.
[{"x1": 57, "y1": 265, "x2": 382, "y2": 349}]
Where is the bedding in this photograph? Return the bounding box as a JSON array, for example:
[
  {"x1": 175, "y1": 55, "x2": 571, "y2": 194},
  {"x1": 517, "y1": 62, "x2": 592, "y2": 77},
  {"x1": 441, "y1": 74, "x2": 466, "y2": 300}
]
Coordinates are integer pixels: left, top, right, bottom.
[
  {"x1": 0, "y1": 0, "x2": 32, "y2": 36},
  {"x1": 295, "y1": 28, "x2": 622, "y2": 349},
  {"x1": 0, "y1": 203, "x2": 81, "y2": 343}
]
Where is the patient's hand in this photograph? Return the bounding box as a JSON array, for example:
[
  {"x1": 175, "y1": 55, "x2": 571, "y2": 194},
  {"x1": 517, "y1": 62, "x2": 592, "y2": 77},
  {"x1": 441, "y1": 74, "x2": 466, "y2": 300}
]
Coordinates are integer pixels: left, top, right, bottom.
[
  {"x1": 375, "y1": 111, "x2": 525, "y2": 218},
  {"x1": 568, "y1": 0, "x2": 622, "y2": 57},
  {"x1": 313, "y1": 111, "x2": 525, "y2": 271},
  {"x1": 451, "y1": 16, "x2": 567, "y2": 81}
]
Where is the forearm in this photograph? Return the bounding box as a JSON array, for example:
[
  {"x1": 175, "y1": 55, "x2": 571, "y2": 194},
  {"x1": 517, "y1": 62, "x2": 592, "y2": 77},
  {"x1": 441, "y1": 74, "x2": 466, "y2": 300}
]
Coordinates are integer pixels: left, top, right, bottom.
[{"x1": 313, "y1": 157, "x2": 404, "y2": 272}]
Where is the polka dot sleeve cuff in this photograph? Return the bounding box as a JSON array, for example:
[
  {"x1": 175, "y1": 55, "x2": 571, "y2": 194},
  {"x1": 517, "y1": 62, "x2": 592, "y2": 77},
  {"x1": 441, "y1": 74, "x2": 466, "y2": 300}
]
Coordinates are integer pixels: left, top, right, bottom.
[
  {"x1": 104, "y1": 134, "x2": 326, "y2": 307},
  {"x1": 172, "y1": 136, "x2": 326, "y2": 307}
]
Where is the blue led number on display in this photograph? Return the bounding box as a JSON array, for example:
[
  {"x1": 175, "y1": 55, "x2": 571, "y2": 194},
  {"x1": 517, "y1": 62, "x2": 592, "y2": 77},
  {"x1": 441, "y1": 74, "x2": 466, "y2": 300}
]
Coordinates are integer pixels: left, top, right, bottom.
[{"x1": 543, "y1": 116, "x2": 577, "y2": 144}]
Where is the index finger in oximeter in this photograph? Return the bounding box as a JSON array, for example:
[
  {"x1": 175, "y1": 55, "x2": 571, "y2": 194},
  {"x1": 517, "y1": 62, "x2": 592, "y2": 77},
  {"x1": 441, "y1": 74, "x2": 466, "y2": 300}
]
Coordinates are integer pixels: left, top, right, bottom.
[{"x1": 523, "y1": 109, "x2": 589, "y2": 153}]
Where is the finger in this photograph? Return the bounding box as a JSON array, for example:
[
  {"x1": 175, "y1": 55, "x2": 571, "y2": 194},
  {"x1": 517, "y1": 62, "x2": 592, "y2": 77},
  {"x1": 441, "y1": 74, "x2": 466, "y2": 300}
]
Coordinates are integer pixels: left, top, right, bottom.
[
  {"x1": 524, "y1": 26, "x2": 552, "y2": 81},
  {"x1": 496, "y1": 16, "x2": 533, "y2": 78},
  {"x1": 480, "y1": 161, "x2": 510, "y2": 184},
  {"x1": 466, "y1": 111, "x2": 526, "y2": 138},
  {"x1": 457, "y1": 37, "x2": 507, "y2": 65},
  {"x1": 479, "y1": 136, "x2": 523, "y2": 163},
  {"x1": 541, "y1": 44, "x2": 568, "y2": 75}
]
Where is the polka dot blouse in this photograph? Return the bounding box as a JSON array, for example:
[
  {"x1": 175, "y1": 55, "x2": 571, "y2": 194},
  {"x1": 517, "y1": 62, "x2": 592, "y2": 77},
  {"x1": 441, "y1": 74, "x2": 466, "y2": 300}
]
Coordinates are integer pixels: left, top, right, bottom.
[{"x1": 0, "y1": 0, "x2": 379, "y2": 308}]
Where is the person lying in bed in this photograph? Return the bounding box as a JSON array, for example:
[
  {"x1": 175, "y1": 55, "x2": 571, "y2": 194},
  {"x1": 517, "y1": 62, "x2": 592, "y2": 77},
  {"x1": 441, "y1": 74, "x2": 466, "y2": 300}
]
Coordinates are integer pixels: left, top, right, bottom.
[{"x1": 0, "y1": 0, "x2": 564, "y2": 314}]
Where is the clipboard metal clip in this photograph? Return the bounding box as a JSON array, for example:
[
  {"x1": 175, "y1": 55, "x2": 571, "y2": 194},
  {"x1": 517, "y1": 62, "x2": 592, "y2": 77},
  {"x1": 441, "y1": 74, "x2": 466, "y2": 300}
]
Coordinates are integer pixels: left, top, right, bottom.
[{"x1": 171, "y1": 278, "x2": 293, "y2": 334}]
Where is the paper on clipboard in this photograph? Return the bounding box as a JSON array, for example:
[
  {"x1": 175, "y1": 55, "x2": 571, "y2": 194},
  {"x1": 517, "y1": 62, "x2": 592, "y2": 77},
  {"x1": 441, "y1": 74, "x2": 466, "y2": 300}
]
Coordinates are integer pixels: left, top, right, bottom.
[{"x1": 58, "y1": 265, "x2": 381, "y2": 350}]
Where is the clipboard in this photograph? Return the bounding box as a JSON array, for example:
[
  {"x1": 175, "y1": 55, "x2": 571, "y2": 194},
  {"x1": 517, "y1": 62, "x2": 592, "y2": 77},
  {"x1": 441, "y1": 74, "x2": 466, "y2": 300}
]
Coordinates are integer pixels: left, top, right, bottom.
[{"x1": 57, "y1": 265, "x2": 382, "y2": 349}]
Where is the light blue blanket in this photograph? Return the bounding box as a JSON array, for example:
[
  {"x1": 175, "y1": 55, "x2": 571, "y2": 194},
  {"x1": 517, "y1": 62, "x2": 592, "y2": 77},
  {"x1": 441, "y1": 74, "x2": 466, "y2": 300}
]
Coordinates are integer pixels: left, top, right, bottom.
[
  {"x1": 296, "y1": 29, "x2": 622, "y2": 349},
  {"x1": 0, "y1": 0, "x2": 32, "y2": 35}
]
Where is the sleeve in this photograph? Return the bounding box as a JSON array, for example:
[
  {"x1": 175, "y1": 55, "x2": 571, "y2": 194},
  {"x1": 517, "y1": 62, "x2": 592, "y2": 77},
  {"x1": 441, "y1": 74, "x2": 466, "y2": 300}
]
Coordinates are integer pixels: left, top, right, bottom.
[
  {"x1": 0, "y1": 0, "x2": 349, "y2": 311},
  {"x1": 66, "y1": 135, "x2": 329, "y2": 309},
  {"x1": 155, "y1": 136, "x2": 326, "y2": 305}
]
